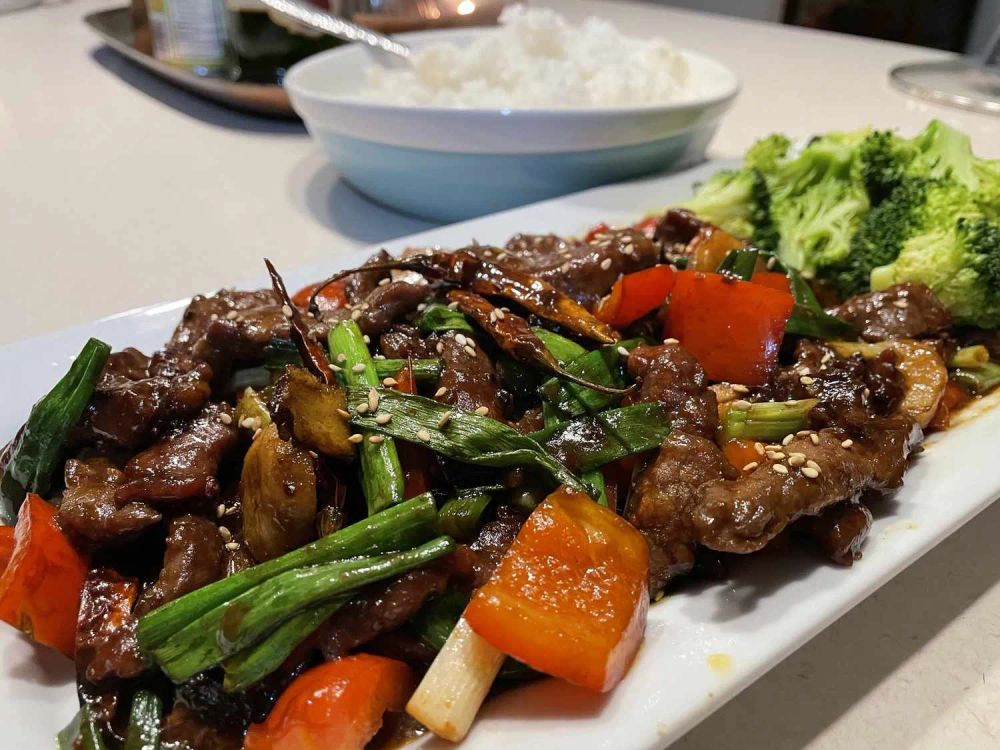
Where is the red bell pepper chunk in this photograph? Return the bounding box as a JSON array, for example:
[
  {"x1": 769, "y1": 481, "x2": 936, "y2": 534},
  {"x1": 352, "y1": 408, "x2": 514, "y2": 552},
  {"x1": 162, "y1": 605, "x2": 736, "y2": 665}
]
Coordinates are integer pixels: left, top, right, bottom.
[
  {"x1": 595, "y1": 265, "x2": 675, "y2": 329},
  {"x1": 465, "y1": 486, "x2": 649, "y2": 693},
  {"x1": 632, "y1": 215, "x2": 660, "y2": 239},
  {"x1": 750, "y1": 271, "x2": 792, "y2": 294},
  {"x1": 244, "y1": 654, "x2": 414, "y2": 750},
  {"x1": 664, "y1": 271, "x2": 794, "y2": 386},
  {"x1": 584, "y1": 222, "x2": 611, "y2": 243},
  {"x1": 0, "y1": 494, "x2": 89, "y2": 657},
  {"x1": 0, "y1": 526, "x2": 14, "y2": 573},
  {"x1": 291, "y1": 279, "x2": 348, "y2": 312}
]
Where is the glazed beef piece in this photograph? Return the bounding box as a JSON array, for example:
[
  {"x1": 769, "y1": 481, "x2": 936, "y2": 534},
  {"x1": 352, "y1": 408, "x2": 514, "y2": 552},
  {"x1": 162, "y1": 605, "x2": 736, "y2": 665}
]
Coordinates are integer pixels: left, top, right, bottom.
[
  {"x1": 318, "y1": 567, "x2": 450, "y2": 661},
  {"x1": 116, "y1": 403, "x2": 238, "y2": 505},
  {"x1": 135, "y1": 515, "x2": 225, "y2": 616},
  {"x1": 466, "y1": 504, "x2": 524, "y2": 586},
  {"x1": 624, "y1": 343, "x2": 727, "y2": 589},
  {"x1": 497, "y1": 227, "x2": 657, "y2": 308},
  {"x1": 76, "y1": 348, "x2": 212, "y2": 450},
  {"x1": 692, "y1": 415, "x2": 920, "y2": 554},
  {"x1": 75, "y1": 569, "x2": 145, "y2": 683},
  {"x1": 653, "y1": 208, "x2": 705, "y2": 248},
  {"x1": 762, "y1": 340, "x2": 904, "y2": 428},
  {"x1": 352, "y1": 282, "x2": 428, "y2": 338},
  {"x1": 433, "y1": 331, "x2": 505, "y2": 420},
  {"x1": 799, "y1": 501, "x2": 873, "y2": 566},
  {"x1": 345, "y1": 249, "x2": 392, "y2": 304},
  {"x1": 161, "y1": 705, "x2": 243, "y2": 750},
  {"x1": 379, "y1": 324, "x2": 436, "y2": 359},
  {"x1": 57, "y1": 459, "x2": 161, "y2": 545},
  {"x1": 830, "y1": 282, "x2": 950, "y2": 342}
]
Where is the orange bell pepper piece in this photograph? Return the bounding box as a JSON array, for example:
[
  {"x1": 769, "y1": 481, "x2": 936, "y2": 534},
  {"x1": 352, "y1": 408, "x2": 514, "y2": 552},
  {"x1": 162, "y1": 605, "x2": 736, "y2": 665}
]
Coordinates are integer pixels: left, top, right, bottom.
[
  {"x1": 595, "y1": 265, "x2": 675, "y2": 329},
  {"x1": 244, "y1": 654, "x2": 414, "y2": 750},
  {"x1": 0, "y1": 494, "x2": 89, "y2": 657},
  {"x1": 687, "y1": 225, "x2": 748, "y2": 272},
  {"x1": 0, "y1": 526, "x2": 14, "y2": 572},
  {"x1": 291, "y1": 279, "x2": 348, "y2": 312},
  {"x1": 664, "y1": 271, "x2": 794, "y2": 386},
  {"x1": 750, "y1": 271, "x2": 792, "y2": 294},
  {"x1": 464, "y1": 486, "x2": 649, "y2": 693},
  {"x1": 723, "y1": 439, "x2": 762, "y2": 472}
]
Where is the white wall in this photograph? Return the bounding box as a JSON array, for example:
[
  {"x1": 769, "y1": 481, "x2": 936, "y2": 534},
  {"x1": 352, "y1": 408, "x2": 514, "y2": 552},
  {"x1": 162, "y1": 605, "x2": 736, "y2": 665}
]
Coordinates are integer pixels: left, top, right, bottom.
[{"x1": 636, "y1": 0, "x2": 784, "y2": 23}]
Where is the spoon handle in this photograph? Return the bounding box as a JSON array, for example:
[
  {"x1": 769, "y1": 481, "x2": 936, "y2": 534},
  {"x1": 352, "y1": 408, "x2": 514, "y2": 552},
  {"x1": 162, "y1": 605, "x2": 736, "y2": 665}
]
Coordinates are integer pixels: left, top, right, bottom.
[{"x1": 257, "y1": 0, "x2": 411, "y2": 60}]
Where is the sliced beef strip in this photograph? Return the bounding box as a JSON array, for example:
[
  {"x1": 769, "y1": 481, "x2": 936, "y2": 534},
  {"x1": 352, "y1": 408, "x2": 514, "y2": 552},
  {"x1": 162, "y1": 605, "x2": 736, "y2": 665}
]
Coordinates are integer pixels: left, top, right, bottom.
[
  {"x1": 433, "y1": 331, "x2": 505, "y2": 420},
  {"x1": 352, "y1": 281, "x2": 428, "y2": 338},
  {"x1": 116, "y1": 403, "x2": 238, "y2": 505},
  {"x1": 161, "y1": 705, "x2": 243, "y2": 750},
  {"x1": 345, "y1": 249, "x2": 392, "y2": 304},
  {"x1": 799, "y1": 501, "x2": 873, "y2": 566},
  {"x1": 497, "y1": 228, "x2": 658, "y2": 308},
  {"x1": 75, "y1": 568, "x2": 146, "y2": 683},
  {"x1": 135, "y1": 515, "x2": 226, "y2": 616},
  {"x1": 466, "y1": 504, "x2": 524, "y2": 586},
  {"x1": 830, "y1": 282, "x2": 951, "y2": 342},
  {"x1": 168, "y1": 289, "x2": 286, "y2": 366},
  {"x1": 379, "y1": 324, "x2": 437, "y2": 360},
  {"x1": 624, "y1": 343, "x2": 728, "y2": 590},
  {"x1": 317, "y1": 567, "x2": 450, "y2": 661},
  {"x1": 692, "y1": 415, "x2": 920, "y2": 554},
  {"x1": 56, "y1": 459, "x2": 161, "y2": 545},
  {"x1": 76, "y1": 348, "x2": 213, "y2": 450}
]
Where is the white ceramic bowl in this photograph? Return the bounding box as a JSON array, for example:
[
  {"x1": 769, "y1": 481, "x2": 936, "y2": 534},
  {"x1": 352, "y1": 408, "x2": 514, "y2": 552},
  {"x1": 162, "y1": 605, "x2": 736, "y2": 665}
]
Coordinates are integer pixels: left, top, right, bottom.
[{"x1": 285, "y1": 28, "x2": 739, "y2": 222}]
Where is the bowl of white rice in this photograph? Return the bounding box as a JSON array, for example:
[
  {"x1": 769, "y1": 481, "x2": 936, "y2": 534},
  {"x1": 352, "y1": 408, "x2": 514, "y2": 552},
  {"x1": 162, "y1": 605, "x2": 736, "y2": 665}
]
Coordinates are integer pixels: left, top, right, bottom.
[{"x1": 285, "y1": 6, "x2": 738, "y2": 222}]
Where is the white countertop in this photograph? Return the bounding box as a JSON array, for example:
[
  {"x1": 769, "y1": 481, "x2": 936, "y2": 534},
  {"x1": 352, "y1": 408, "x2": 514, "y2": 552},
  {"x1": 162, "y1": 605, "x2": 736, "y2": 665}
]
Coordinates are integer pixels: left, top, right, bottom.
[{"x1": 2, "y1": 0, "x2": 1000, "y2": 747}]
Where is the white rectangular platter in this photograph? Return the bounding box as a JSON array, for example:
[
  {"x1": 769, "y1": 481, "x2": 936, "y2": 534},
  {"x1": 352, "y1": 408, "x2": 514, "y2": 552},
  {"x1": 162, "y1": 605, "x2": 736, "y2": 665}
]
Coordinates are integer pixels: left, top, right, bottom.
[{"x1": 2, "y1": 161, "x2": 999, "y2": 749}]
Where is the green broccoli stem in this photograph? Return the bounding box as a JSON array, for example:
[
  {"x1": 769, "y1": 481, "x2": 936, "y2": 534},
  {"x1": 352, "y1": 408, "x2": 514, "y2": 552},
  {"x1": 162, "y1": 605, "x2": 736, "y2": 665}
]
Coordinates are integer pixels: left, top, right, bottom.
[
  {"x1": 151, "y1": 537, "x2": 455, "y2": 683},
  {"x1": 137, "y1": 493, "x2": 439, "y2": 652},
  {"x1": 952, "y1": 363, "x2": 1000, "y2": 395},
  {"x1": 948, "y1": 345, "x2": 990, "y2": 370},
  {"x1": 328, "y1": 321, "x2": 406, "y2": 515},
  {"x1": 721, "y1": 399, "x2": 818, "y2": 442}
]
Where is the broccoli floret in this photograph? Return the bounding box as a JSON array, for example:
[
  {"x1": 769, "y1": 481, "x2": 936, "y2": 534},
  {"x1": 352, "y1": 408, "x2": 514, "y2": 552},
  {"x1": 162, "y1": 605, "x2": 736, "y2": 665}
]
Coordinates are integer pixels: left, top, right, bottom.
[
  {"x1": 909, "y1": 119, "x2": 979, "y2": 191},
  {"x1": 973, "y1": 159, "x2": 1000, "y2": 221},
  {"x1": 677, "y1": 169, "x2": 756, "y2": 238},
  {"x1": 855, "y1": 130, "x2": 917, "y2": 205},
  {"x1": 744, "y1": 134, "x2": 791, "y2": 174},
  {"x1": 871, "y1": 217, "x2": 1000, "y2": 328},
  {"x1": 771, "y1": 180, "x2": 868, "y2": 276},
  {"x1": 820, "y1": 177, "x2": 982, "y2": 297}
]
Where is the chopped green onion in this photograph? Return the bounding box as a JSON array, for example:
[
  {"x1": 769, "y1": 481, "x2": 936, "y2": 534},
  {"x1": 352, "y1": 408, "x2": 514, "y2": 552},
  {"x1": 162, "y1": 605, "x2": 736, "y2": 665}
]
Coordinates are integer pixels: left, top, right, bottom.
[
  {"x1": 952, "y1": 362, "x2": 1000, "y2": 395},
  {"x1": 417, "y1": 303, "x2": 475, "y2": 334},
  {"x1": 785, "y1": 270, "x2": 856, "y2": 340},
  {"x1": 948, "y1": 345, "x2": 990, "y2": 370},
  {"x1": 438, "y1": 494, "x2": 491, "y2": 540},
  {"x1": 225, "y1": 366, "x2": 272, "y2": 395},
  {"x1": 717, "y1": 248, "x2": 759, "y2": 280},
  {"x1": 531, "y1": 328, "x2": 587, "y2": 365},
  {"x1": 264, "y1": 339, "x2": 440, "y2": 383},
  {"x1": 137, "y1": 493, "x2": 439, "y2": 652},
  {"x1": 123, "y1": 690, "x2": 162, "y2": 750},
  {"x1": 721, "y1": 398, "x2": 818, "y2": 441},
  {"x1": 538, "y1": 338, "x2": 645, "y2": 419},
  {"x1": 329, "y1": 321, "x2": 405, "y2": 515},
  {"x1": 79, "y1": 704, "x2": 109, "y2": 750},
  {"x1": 1, "y1": 337, "x2": 111, "y2": 524},
  {"x1": 346, "y1": 387, "x2": 589, "y2": 496}
]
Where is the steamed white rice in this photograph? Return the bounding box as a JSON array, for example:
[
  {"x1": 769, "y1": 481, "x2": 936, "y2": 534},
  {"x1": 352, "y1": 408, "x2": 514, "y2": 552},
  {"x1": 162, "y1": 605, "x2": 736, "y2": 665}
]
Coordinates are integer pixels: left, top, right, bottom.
[{"x1": 359, "y1": 6, "x2": 690, "y2": 109}]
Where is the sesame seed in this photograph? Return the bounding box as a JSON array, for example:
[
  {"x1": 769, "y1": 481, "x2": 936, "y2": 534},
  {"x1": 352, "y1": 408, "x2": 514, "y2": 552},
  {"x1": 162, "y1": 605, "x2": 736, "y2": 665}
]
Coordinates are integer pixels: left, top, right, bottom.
[
  {"x1": 621, "y1": 243, "x2": 634, "y2": 255},
  {"x1": 434, "y1": 387, "x2": 448, "y2": 398},
  {"x1": 801, "y1": 467, "x2": 819, "y2": 479},
  {"x1": 754, "y1": 442, "x2": 765, "y2": 456},
  {"x1": 437, "y1": 411, "x2": 453, "y2": 428},
  {"x1": 226, "y1": 310, "x2": 239, "y2": 320},
  {"x1": 773, "y1": 464, "x2": 789, "y2": 475},
  {"x1": 351, "y1": 363, "x2": 366, "y2": 373},
  {"x1": 466, "y1": 338, "x2": 476, "y2": 348},
  {"x1": 336, "y1": 408, "x2": 350, "y2": 419},
  {"x1": 455, "y1": 333, "x2": 467, "y2": 346},
  {"x1": 225, "y1": 541, "x2": 240, "y2": 551},
  {"x1": 841, "y1": 439, "x2": 854, "y2": 449},
  {"x1": 663, "y1": 338, "x2": 679, "y2": 345},
  {"x1": 436, "y1": 342, "x2": 444, "y2": 355},
  {"x1": 382, "y1": 377, "x2": 398, "y2": 387},
  {"x1": 362, "y1": 335, "x2": 370, "y2": 344},
  {"x1": 800, "y1": 375, "x2": 815, "y2": 385},
  {"x1": 742, "y1": 461, "x2": 759, "y2": 472},
  {"x1": 329, "y1": 363, "x2": 342, "y2": 372},
  {"x1": 368, "y1": 435, "x2": 384, "y2": 444},
  {"x1": 219, "y1": 412, "x2": 232, "y2": 425},
  {"x1": 374, "y1": 354, "x2": 385, "y2": 360},
  {"x1": 210, "y1": 313, "x2": 219, "y2": 321},
  {"x1": 765, "y1": 444, "x2": 781, "y2": 451},
  {"x1": 474, "y1": 406, "x2": 490, "y2": 416},
  {"x1": 308, "y1": 450, "x2": 318, "y2": 459},
  {"x1": 863, "y1": 387, "x2": 871, "y2": 398},
  {"x1": 806, "y1": 459, "x2": 821, "y2": 472},
  {"x1": 489, "y1": 311, "x2": 497, "y2": 323},
  {"x1": 219, "y1": 526, "x2": 232, "y2": 541},
  {"x1": 337, "y1": 353, "x2": 347, "y2": 363},
  {"x1": 361, "y1": 303, "x2": 370, "y2": 311},
  {"x1": 417, "y1": 303, "x2": 427, "y2": 312},
  {"x1": 495, "y1": 309, "x2": 505, "y2": 320},
  {"x1": 617, "y1": 346, "x2": 630, "y2": 357},
  {"x1": 560, "y1": 262, "x2": 572, "y2": 272},
  {"x1": 348, "y1": 433, "x2": 364, "y2": 444},
  {"x1": 448, "y1": 301, "x2": 460, "y2": 310},
  {"x1": 788, "y1": 455, "x2": 806, "y2": 467},
  {"x1": 375, "y1": 413, "x2": 392, "y2": 425},
  {"x1": 368, "y1": 388, "x2": 380, "y2": 411},
  {"x1": 893, "y1": 299, "x2": 909, "y2": 309},
  {"x1": 796, "y1": 430, "x2": 811, "y2": 436},
  {"x1": 731, "y1": 399, "x2": 752, "y2": 410},
  {"x1": 356, "y1": 403, "x2": 369, "y2": 414},
  {"x1": 464, "y1": 345, "x2": 477, "y2": 356},
  {"x1": 766, "y1": 256, "x2": 777, "y2": 270},
  {"x1": 416, "y1": 429, "x2": 432, "y2": 442},
  {"x1": 253, "y1": 428, "x2": 262, "y2": 440},
  {"x1": 600, "y1": 258, "x2": 613, "y2": 270},
  {"x1": 782, "y1": 434, "x2": 795, "y2": 446},
  {"x1": 378, "y1": 278, "x2": 391, "y2": 286},
  {"x1": 732, "y1": 384, "x2": 750, "y2": 394},
  {"x1": 351, "y1": 309, "x2": 362, "y2": 320},
  {"x1": 280, "y1": 304, "x2": 293, "y2": 318},
  {"x1": 766, "y1": 451, "x2": 786, "y2": 460},
  {"x1": 216, "y1": 503, "x2": 226, "y2": 518},
  {"x1": 810, "y1": 433, "x2": 820, "y2": 445}
]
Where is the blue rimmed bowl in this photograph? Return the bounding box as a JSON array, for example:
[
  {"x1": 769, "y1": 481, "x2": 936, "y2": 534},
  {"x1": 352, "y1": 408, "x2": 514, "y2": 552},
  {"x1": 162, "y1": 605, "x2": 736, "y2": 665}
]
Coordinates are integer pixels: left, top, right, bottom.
[{"x1": 284, "y1": 28, "x2": 739, "y2": 223}]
